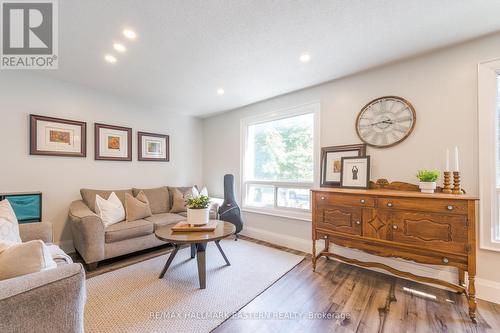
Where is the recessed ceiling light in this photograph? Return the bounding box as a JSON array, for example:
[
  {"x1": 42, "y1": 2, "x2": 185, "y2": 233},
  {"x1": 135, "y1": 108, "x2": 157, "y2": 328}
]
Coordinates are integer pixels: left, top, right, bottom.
[
  {"x1": 123, "y1": 29, "x2": 137, "y2": 40},
  {"x1": 113, "y1": 43, "x2": 126, "y2": 53},
  {"x1": 217, "y1": 88, "x2": 225, "y2": 95},
  {"x1": 299, "y1": 53, "x2": 311, "y2": 63},
  {"x1": 104, "y1": 54, "x2": 117, "y2": 63}
]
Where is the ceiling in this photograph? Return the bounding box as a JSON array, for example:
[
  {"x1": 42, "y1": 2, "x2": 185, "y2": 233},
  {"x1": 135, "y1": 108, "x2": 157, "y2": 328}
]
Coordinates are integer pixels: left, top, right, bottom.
[{"x1": 43, "y1": 0, "x2": 500, "y2": 116}]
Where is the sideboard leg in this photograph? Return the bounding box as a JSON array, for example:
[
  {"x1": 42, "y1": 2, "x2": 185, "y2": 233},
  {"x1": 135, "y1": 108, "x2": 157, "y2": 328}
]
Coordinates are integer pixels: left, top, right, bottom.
[
  {"x1": 312, "y1": 238, "x2": 317, "y2": 272},
  {"x1": 324, "y1": 240, "x2": 329, "y2": 260},
  {"x1": 468, "y1": 274, "x2": 477, "y2": 323},
  {"x1": 457, "y1": 269, "x2": 465, "y2": 294}
]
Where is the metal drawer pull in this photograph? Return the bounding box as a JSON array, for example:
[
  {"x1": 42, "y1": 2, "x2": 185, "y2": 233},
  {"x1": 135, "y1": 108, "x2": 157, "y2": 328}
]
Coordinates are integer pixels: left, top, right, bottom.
[
  {"x1": 442, "y1": 257, "x2": 449, "y2": 264},
  {"x1": 356, "y1": 220, "x2": 361, "y2": 225},
  {"x1": 392, "y1": 224, "x2": 398, "y2": 230},
  {"x1": 323, "y1": 235, "x2": 328, "y2": 239},
  {"x1": 321, "y1": 196, "x2": 325, "y2": 200},
  {"x1": 447, "y1": 205, "x2": 453, "y2": 210},
  {"x1": 360, "y1": 199, "x2": 365, "y2": 204},
  {"x1": 387, "y1": 202, "x2": 393, "y2": 207}
]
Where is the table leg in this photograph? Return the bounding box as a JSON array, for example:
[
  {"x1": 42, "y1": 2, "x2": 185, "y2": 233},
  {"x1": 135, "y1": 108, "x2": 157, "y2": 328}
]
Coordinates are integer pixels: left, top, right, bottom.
[
  {"x1": 215, "y1": 240, "x2": 231, "y2": 266},
  {"x1": 190, "y1": 244, "x2": 196, "y2": 259},
  {"x1": 196, "y1": 243, "x2": 207, "y2": 289},
  {"x1": 159, "y1": 244, "x2": 180, "y2": 278}
]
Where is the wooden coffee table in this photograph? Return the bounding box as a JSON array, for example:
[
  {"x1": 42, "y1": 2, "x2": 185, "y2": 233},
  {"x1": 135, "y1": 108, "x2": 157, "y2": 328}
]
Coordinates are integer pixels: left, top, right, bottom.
[{"x1": 155, "y1": 220, "x2": 235, "y2": 289}]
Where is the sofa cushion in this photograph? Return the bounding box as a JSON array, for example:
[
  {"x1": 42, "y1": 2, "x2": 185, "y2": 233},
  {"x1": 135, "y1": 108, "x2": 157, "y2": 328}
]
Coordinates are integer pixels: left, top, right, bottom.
[
  {"x1": 145, "y1": 213, "x2": 185, "y2": 230},
  {"x1": 132, "y1": 187, "x2": 170, "y2": 214},
  {"x1": 105, "y1": 220, "x2": 153, "y2": 243}
]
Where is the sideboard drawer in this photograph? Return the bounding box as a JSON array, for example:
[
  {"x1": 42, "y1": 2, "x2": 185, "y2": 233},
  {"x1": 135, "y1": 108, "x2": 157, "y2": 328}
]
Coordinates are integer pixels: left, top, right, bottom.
[
  {"x1": 316, "y1": 205, "x2": 362, "y2": 236},
  {"x1": 378, "y1": 197, "x2": 467, "y2": 215},
  {"x1": 390, "y1": 211, "x2": 468, "y2": 254},
  {"x1": 316, "y1": 192, "x2": 375, "y2": 208}
]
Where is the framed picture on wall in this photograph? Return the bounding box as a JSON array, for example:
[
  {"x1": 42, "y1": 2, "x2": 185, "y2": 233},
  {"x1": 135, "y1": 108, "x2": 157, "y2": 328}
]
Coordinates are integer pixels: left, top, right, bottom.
[
  {"x1": 30, "y1": 114, "x2": 87, "y2": 157},
  {"x1": 340, "y1": 156, "x2": 370, "y2": 189},
  {"x1": 138, "y1": 132, "x2": 169, "y2": 161},
  {"x1": 320, "y1": 144, "x2": 366, "y2": 187},
  {"x1": 94, "y1": 123, "x2": 132, "y2": 161}
]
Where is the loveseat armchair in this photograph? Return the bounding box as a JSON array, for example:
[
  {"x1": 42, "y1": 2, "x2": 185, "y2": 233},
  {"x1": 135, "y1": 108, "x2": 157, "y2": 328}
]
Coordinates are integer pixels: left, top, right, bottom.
[{"x1": 0, "y1": 222, "x2": 86, "y2": 333}]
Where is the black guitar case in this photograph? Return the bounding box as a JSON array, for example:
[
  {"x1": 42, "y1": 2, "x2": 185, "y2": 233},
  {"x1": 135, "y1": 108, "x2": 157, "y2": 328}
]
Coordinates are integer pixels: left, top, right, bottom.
[{"x1": 218, "y1": 174, "x2": 243, "y2": 238}]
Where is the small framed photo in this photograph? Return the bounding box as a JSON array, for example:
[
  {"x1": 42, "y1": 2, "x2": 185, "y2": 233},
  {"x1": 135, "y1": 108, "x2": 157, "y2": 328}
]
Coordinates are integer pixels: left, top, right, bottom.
[
  {"x1": 30, "y1": 114, "x2": 87, "y2": 157},
  {"x1": 340, "y1": 156, "x2": 370, "y2": 189},
  {"x1": 95, "y1": 123, "x2": 132, "y2": 161},
  {"x1": 138, "y1": 132, "x2": 169, "y2": 162},
  {"x1": 320, "y1": 144, "x2": 366, "y2": 187}
]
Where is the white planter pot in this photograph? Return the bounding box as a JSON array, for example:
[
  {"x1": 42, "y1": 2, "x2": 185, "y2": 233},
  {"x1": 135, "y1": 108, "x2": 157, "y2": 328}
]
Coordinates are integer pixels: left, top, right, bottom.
[
  {"x1": 187, "y1": 207, "x2": 210, "y2": 225},
  {"x1": 419, "y1": 181, "x2": 437, "y2": 194}
]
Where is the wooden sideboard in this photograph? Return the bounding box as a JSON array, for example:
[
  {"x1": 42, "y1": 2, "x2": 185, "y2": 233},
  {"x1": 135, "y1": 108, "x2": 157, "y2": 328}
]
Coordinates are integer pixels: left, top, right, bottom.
[{"x1": 311, "y1": 187, "x2": 478, "y2": 322}]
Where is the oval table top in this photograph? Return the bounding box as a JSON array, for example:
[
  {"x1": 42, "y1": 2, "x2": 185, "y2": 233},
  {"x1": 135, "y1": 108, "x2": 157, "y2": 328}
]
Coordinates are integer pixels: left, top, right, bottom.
[{"x1": 155, "y1": 220, "x2": 236, "y2": 244}]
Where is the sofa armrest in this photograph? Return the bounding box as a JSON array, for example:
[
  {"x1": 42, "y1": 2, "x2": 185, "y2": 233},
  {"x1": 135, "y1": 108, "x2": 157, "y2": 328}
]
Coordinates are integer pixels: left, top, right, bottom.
[
  {"x1": 209, "y1": 202, "x2": 220, "y2": 220},
  {"x1": 19, "y1": 222, "x2": 53, "y2": 243},
  {"x1": 0, "y1": 263, "x2": 86, "y2": 333},
  {"x1": 69, "y1": 200, "x2": 105, "y2": 264}
]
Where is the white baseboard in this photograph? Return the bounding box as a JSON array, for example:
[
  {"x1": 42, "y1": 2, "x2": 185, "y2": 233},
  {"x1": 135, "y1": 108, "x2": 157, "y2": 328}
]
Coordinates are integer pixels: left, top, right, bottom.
[
  {"x1": 476, "y1": 278, "x2": 500, "y2": 304},
  {"x1": 241, "y1": 226, "x2": 500, "y2": 304}
]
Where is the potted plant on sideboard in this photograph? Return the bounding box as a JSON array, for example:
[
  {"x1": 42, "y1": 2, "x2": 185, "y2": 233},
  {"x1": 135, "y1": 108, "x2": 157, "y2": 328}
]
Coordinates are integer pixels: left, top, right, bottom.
[
  {"x1": 186, "y1": 195, "x2": 211, "y2": 225},
  {"x1": 416, "y1": 169, "x2": 440, "y2": 193}
]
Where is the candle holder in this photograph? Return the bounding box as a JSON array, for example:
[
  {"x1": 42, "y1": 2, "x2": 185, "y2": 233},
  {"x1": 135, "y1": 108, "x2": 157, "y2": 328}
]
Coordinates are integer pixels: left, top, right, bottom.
[
  {"x1": 443, "y1": 171, "x2": 452, "y2": 194},
  {"x1": 452, "y1": 171, "x2": 464, "y2": 195}
]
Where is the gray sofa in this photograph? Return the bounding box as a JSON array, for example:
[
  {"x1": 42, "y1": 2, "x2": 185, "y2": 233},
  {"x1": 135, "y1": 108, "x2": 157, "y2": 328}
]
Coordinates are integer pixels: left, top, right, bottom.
[
  {"x1": 69, "y1": 186, "x2": 218, "y2": 269},
  {"x1": 0, "y1": 222, "x2": 86, "y2": 333}
]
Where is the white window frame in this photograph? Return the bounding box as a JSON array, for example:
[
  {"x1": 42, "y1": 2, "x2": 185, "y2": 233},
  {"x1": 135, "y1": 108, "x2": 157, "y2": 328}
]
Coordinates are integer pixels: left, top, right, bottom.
[
  {"x1": 240, "y1": 102, "x2": 320, "y2": 221},
  {"x1": 478, "y1": 58, "x2": 500, "y2": 251}
]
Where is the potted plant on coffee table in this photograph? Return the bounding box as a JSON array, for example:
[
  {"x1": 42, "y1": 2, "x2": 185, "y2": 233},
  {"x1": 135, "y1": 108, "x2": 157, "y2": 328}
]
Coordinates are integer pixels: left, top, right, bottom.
[
  {"x1": 186, "y1": 195, "x2": 211, "y2": 225},
  {"x1": 416, "y1": 169, "x2": 440, "y2": 193}
]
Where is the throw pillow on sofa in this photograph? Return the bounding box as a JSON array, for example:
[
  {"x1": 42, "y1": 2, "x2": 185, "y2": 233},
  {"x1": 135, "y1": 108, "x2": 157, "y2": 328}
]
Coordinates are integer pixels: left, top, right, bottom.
[
  {"x1": 0, "y1": 240, "x2": 57, "y2": 280},
  {"x1": 170, "y1": 187, "x2": 197, "y2": 213},
  {"x1": 125, "y1": 191, "x2": 152, "y2": 222},
  {"x1": 95, "y1": 192, "x2": 125, "y2": 228},
  {"x1": 0, "y1": 199, "x2": 22, "y2": 253}
]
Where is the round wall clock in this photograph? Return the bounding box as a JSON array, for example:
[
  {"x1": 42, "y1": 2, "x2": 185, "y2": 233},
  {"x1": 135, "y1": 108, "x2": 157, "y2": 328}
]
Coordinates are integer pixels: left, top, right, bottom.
[{"x1": 355, "y1": 96, "x2": 416, "y2": 148}]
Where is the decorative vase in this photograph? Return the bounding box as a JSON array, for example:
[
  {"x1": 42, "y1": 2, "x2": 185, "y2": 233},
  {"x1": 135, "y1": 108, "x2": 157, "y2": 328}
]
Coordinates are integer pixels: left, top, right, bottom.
[
  {"x1": 187, "y1": 207, "x2": 210, "y2": 225},
  {"x1": 419, "y1": 181, "x2": 437, "y2": 194}
]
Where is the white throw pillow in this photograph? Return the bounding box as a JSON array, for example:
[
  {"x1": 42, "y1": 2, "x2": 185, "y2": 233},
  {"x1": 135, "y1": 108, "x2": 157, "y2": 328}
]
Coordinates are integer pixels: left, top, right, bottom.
[
  {"x1": 95, "y1": 192, "x2": 125, "y2": 228},
  {"x1": 190, "y1": 186, "x2": 199, "y2": 198},
  {"x1": 0, "y1": 240, "x2": 57, "y2": 281},
  {"x1": 0, "y1": 199, "x2": 22, "y2": 253},
  {"x1": 199, "y1": 187, "x2": 208, "y2": 197}
]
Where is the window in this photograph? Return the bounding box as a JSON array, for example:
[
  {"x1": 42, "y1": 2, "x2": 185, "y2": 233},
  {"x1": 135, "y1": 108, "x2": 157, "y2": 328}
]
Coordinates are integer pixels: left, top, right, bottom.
[
  {"x1": 241, "y1": 103, "x2": 319, "y2": 220},
  {"x1": 478, "y1": 59, "x2": 500, "y2": 251}
]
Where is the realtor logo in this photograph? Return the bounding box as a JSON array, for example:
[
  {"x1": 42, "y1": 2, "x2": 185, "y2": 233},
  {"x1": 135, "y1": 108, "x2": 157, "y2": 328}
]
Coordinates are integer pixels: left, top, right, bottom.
[{"x1": 1, "y1": 0, "x2": 58, "y2": 69}]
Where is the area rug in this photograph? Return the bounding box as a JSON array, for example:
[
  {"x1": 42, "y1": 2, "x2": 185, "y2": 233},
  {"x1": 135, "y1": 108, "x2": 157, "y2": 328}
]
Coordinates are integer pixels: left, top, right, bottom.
[{"x1": 85, "y1": 239, "x2": 304, "y2": 333}]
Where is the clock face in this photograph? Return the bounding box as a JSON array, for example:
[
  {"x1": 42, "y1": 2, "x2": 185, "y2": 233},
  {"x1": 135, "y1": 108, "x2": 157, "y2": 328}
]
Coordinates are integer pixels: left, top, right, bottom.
[{"x1": 356, "y1": 96, "x2": 416, "y2": 148}]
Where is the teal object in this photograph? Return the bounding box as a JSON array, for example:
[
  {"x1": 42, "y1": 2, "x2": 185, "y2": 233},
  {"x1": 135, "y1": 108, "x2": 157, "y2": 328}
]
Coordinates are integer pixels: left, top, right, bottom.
[{"x1": 2, "y1": 193, "x2": 42, "y2": 223}]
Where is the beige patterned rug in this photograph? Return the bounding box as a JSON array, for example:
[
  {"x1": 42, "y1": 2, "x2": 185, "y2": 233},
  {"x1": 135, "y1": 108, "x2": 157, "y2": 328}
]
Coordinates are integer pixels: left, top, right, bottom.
[{"x1": 85, "y1": 239, "x2": 304, "y2": 333}]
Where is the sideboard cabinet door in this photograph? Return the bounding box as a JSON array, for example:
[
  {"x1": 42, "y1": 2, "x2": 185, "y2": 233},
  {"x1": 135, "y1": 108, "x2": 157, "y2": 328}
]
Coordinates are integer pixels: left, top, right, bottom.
[
  {"x1": 390, "y1": 211, "x2": 467, "y2": 254},
  {"x1": 316, "y1": 205, "x2": 362, "y2": 236}
]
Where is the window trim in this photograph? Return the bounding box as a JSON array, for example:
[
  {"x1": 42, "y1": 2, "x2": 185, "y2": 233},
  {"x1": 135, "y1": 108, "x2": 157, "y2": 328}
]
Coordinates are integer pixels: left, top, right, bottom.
[
  {"x1": 240, "y1": 102, "x2": 320, "y2": 221},
  {"x1": 478, "y1": 58, "x2": 500, "y2": 251}
]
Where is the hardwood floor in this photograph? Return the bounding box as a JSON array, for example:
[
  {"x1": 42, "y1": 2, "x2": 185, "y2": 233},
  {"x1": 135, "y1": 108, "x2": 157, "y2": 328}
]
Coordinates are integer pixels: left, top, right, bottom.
[{"x1": 76, "y1": 237, "x2": 500, "y2": 333}]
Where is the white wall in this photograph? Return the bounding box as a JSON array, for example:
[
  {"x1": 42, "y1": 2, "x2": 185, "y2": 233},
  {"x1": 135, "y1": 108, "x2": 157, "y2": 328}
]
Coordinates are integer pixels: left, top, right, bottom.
[
  {"x1": 0, "y1": 72, "x2": 203, "y2": 251},
  {"x1": 202, "y1": 32, "x2": 500, "y2": 303}
]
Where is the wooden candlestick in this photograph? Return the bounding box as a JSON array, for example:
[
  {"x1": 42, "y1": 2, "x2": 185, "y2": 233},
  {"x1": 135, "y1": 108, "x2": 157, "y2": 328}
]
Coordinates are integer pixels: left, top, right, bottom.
[
  {"x1": 443, "y1": 171, "x2": 452, "y2": 194},
  {"x1": 452, "y1": 171, "x2": 463, "y2": 195}
]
